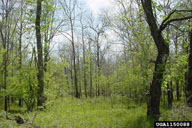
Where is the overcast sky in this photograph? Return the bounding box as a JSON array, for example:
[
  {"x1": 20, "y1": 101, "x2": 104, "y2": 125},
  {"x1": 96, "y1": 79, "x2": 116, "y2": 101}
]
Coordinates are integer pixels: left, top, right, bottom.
[
  {"x1": 52, "y1": 0, "x2": 123, "y2": 55},
  {"x1": 85, "y1": 0, "x2": 112, "y2": 16}
]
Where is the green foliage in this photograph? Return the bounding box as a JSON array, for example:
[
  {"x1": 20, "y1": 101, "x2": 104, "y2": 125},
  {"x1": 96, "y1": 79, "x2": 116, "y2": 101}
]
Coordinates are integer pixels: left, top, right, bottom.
[
  {"x1": 44, "y1": 59, "x2": 68, "y2": 99},
  {"x1": 21, "y1": 68, "x2": 38, "y2": 111},
  {"x1": 152, "y1": 1, "x2": 164, "y2": 12}
]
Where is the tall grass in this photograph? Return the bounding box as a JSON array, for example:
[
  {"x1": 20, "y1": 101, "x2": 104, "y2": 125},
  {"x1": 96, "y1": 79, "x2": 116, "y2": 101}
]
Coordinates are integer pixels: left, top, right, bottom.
[
  {"x1": 28, "y1": 97, "x2": 152, "y2": 128},
  {"x1": 0, "y1": 96, "x2": 191, "y2": 128}
]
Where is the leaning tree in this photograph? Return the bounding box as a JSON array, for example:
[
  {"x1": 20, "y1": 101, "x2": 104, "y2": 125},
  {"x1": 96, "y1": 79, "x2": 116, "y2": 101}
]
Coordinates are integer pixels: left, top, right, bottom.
[{"x1": 141, "y1": 0, "x2": 192, "y2": 119}]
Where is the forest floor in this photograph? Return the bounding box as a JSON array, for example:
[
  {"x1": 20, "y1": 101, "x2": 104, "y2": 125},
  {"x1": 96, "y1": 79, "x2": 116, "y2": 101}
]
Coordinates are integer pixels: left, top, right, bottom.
[{"x1": 0, "y1": 97, "x2": 192, "y2": 128}]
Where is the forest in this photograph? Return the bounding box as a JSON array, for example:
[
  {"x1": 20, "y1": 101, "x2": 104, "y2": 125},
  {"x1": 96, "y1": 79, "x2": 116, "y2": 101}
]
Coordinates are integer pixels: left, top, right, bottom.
[{"x1": 0, "y1": 0, "x2": 192, "y2": 127}]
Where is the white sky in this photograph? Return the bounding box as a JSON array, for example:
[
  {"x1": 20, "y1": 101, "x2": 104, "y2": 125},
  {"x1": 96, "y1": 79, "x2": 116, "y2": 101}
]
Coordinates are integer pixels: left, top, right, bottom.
[
  {"x1": 52, "y1": 0, "x2": 123, "y2": 54},
  {"x1": 86, "y1": 0, "x2": 112, "y2": 16}
]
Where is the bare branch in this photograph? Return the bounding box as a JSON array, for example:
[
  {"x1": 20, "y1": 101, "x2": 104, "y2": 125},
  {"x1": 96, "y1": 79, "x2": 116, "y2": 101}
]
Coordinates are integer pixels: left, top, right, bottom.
[
  {"x1": 160, "y1": 9, "x2": 192, "y2": 31},
  {"x1": 160, "y1": 15, "x2": 192, "y2": 31},
  {"x1": 160, "y1": 9, "x2": 176, "y2": 30}
]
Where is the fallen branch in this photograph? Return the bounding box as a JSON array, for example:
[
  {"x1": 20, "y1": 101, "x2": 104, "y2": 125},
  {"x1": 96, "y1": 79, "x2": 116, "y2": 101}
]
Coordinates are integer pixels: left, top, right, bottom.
[{"x1": 6, "y1": 112, "x2": 24, "y2": 124}]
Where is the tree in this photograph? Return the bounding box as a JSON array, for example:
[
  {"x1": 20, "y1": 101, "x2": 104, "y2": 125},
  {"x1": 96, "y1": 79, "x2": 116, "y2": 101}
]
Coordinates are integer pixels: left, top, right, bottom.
[
  {"x1": 35, "y1": 0, "x2": 45, "y2": 107},
  {"x1": 60, "y1": 0, "x2": 79, "y2": 98},
  {"x1": 88, "y1": 15, "x2": 109, "y2": 97},
  {"x1": 187, "y1": 29, "x2": 192, "y2": 96},
  {"x1": 0, "y1": 0, "x2": 19, "y2": 111},
  {"x1": 18, "y1": 0, "x2": 25, "y2": 107},
  {"x1": 42, "y1": 0, "x2": 60, "y2": 72},
  {"x1": 141, "y1": 0, "x2": 192, "y2": 119},
  {"x1": 88, "y1": 39, "x2": 93, "y2": 97},
  {"x1": 80, "y1": 13, "x2": 88, "y2": 98}
]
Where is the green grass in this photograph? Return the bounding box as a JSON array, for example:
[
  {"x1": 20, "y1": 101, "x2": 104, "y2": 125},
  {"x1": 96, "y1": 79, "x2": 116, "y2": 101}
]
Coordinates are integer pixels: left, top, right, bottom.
[
  {"x1": 0, "y1": 97, "x2": 191, "y2": 128},
  {"x1": 29, "y1": 97, "x2": 151, "y2": 128}
]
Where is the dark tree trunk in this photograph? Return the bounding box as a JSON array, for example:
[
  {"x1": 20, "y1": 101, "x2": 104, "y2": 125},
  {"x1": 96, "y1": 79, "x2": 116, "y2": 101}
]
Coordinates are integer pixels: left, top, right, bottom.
[
  {"x1": 4, "y1": 58, "x2": 7, "y2": 112},
  {"x1": 73, "y1": 51, "x2": 79, "y2": 98},
  {"x1": 19, "y1": 0, "x2": 23, "y2": 107},
  {"x1": 187, "y1": 30, "x2": 192, "y2": 97},
  {"x1": 141, "y1": 0, "x2": 169, "y2": 119},
  {"x1": 3, "y1": 37, "x2": 8, "y2": 112},
  {"x1": 163, "y1": 89, "x2": 166, "y2": 106},
  {"x1": 70, "y1": 64, "x2": 74, "y2": 96},
  {"x1": 167, "y1": 82, "x2": 172, "y2": 108},
  {"x1": 171, "y1": 81, "x2": 173, "y2": 102},
  {"x1": 71, "y1": 30, "x2": 79, "y2": 98},
  {"x1": 35, "y1": 0, "x2": 45, "y2": 107},
  {"x1": 147, "y1": 50, "x2": 168, "y2": 116},
  {"x1": 77, "y1": 48, "x2": 81, "y2": 98},
  {"x1": 1, "y1": 8, "x2": 9, "y2": 112},
  {"x1": 89, "y1": 41, "x2": 93, "y2": 97},
  {"x1": 44, "y1": 40, "x2": 49, "y2": 72},
  {"x1": 96, "y1": 37, "x2": 100, "y2": 97},
  {"x1": 185, "y1": 72, "x2": 188, "y2": 98},
  {"x1": 81, "y1": 23, "x2": 88, "y2": 98},
  {"x1": 83, "y1": 40, "x2": 87, "y2": 98},
  {"x1": 176, "y1": 80, "x2": 180, "y2": 100}
]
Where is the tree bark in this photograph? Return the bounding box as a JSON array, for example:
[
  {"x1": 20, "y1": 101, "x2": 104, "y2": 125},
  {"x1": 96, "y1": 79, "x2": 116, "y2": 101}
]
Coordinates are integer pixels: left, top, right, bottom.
[
  {"x1": 35, "y1": 0, "x2": 45, "y2": 107},
  {"x1": 89, "y1": 41, "x2": 93, "y2": 97},
  {"x1": 96, "y1": 35, "x2": 100, "y2": 97},
  {"x1": 187, "y1": 30, "x2": 192, "y2": 97},
  {"x1": 1, "y1": 5, "x2": 10, "y2": 112},
  {"x1": 70, "y1": 60, "x2": 74, "y2": 96},
  {"x1": 70, "y1": 20, "x2": 79, "y2": 98},
  {"x1": 174, "y1": 33, "x2": 180, "y2": 101},
  {"x1": 176, "y1": 80, "x2": 180, "y2": 100},
  {"x1": 167, "y1": 82, "x2": 173, "y2": 108},
  {"x1": 19, "y1": 0, "x2": 23, "y2": 107},
  {"x1": 3, "y1": 49, "x2": 8, "y2": 112},
  {"x1": 141, "y1": 0, "x2": 169, "y2": 119},
  {"x1": 82, "y1": 30, "x2": 87, "y2": 98},
  {"x1": 77, "y1": 46, "x2": 82, "y2": 98}
]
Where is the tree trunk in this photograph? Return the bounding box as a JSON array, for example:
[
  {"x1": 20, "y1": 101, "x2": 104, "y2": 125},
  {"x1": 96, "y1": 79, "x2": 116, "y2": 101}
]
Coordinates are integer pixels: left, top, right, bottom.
[
  {"x1": 35, "y1": 0, "x2": 45, "y2": 107},
  {"x1": 77, "y1": 47, "x2": 81, "y2": 98},
  {"x1": 73, "y1": 47, "x2": 79, "y2": 98},
  {"x1": 96, "y1": 37, "x2": 100, "y2": 97},
  {"x1": 70, "y1": 21, "x2": 79, "y2": 98},
  {"x1": 176, "y1": 80, "x2": 180, "y2": 100},
  {"x1": 19, "y1": 0, "x2": 23, "y2": 107},
  {"x1": 44, "y1": 39, "x2": 49, "y2": 72},
  {"x1": 2, "y1": 32, "x2": 8, "y2": 111},
  {"x1": 3, "y1": 53, "x2": 8, "y2": 112},
  {"x1": 89, "y1": 41, "x2": 93, "y2": 97},
  {"x1": 141, "y1": 0, "x2": 169, "y2": 119},
  {"x1": 167, "y1": 82, "x2": 172, "y2": 108},
  {"x1": 163, "y1": 89, "x2": 166, "y2": 106},
  {"x1": 147, "y1": 46, "x2": 168, "y2": 118},
  {"x1": 187, "y1": 30, "x2": 192, "y2": 97},
  {"x1": 185, "y1": 72, "x2": 188, "y2": 98},
  {"x1": 1, "y1": 8, "x2": 9, "y2": 112},
  {"x1": 83, "y1": 37, "x2": 87, "y2": 98},
  {"x1": 70, "y1": 61, "x2": 74, "y2": 97}
]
